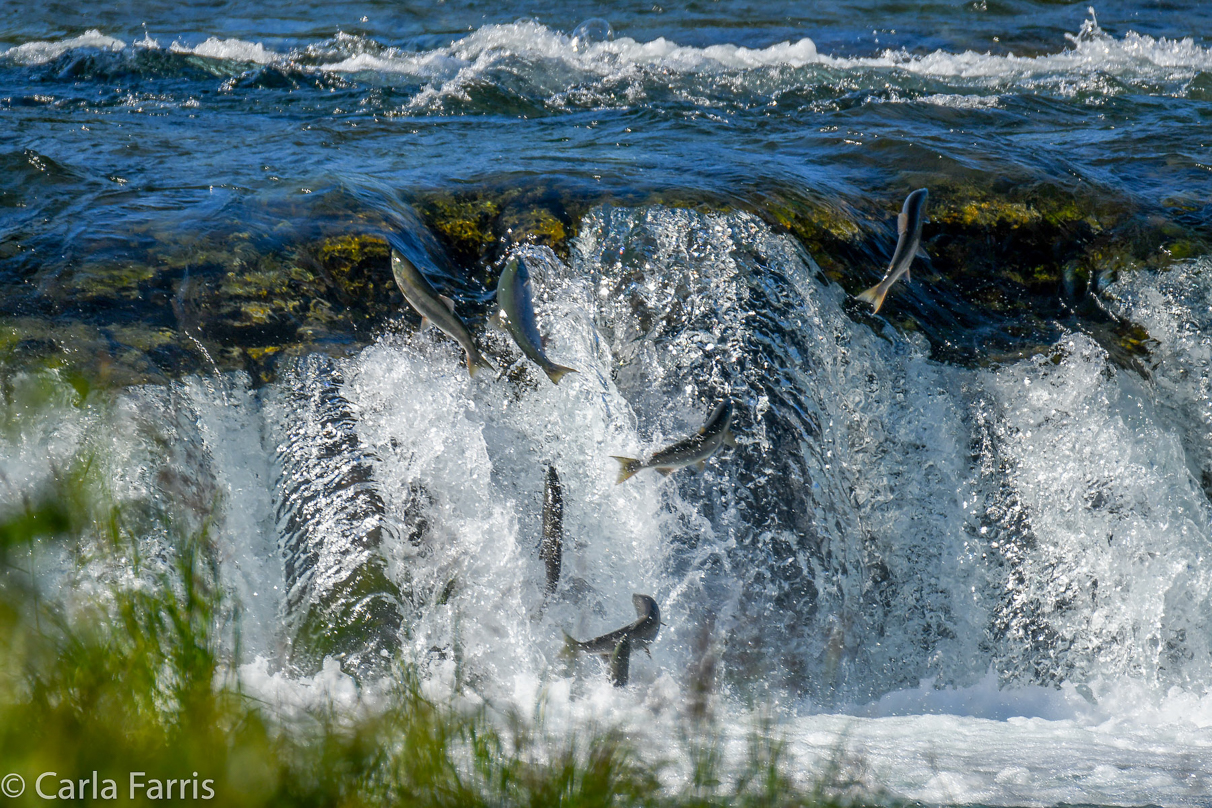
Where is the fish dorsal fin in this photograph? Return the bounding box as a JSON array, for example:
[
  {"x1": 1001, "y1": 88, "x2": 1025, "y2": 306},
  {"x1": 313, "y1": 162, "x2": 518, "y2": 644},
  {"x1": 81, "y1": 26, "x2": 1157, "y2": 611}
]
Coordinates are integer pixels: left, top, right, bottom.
[
  {"x1": 489, "y1": 308, "x2": 507, "y2": 332},
  {"x1": 897, "y1": 210, "x2": 909, "y2": 236},
  {"x1": 904, "y1": 267, "x2": 911, "y2": 283},
  {"x1": 420, "y1": 316, "x2": 432, "y2": 332},
  {"x1": 439, "y1": 294, "x2": 456, "y2": 314},
  {"x1": 916, "y1": 246, "x2": 929, "y2": 260}
]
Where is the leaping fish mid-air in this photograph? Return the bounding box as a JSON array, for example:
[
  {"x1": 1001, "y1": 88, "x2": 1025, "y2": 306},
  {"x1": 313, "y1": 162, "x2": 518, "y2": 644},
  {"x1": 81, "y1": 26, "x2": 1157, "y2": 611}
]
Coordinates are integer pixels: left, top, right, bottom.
[
  {"x1": 857, "y1": 188, "x2": 929, "y2": 314},
  {"x1": 391, "y1": 249, "x2": 495, "y2": 377},
  {"x1": 493, "y1": 255, "x2": 577, "y2": 384},
  {"x1": 540, "y1": 465, "x2": 563, "y2": 598},
  {"x1": 564, "y1": 594, "x2": 660, "y2": 687},
  {"x1": 611, "y1": 399, "x2": 737, "y2": 485}
]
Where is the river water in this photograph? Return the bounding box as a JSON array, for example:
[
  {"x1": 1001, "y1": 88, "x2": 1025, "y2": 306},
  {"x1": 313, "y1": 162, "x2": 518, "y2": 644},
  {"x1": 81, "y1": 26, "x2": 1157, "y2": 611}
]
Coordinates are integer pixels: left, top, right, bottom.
[{"x1": 3, "y1": 2, "x2": 1212, "y2": 805}]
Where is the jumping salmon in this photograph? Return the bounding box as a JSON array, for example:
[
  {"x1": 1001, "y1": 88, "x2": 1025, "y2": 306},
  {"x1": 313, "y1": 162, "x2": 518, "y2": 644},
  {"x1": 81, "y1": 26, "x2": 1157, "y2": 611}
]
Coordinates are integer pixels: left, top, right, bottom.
[
  {"x1": 392, "y1": 249, "x2": 495, "y2": 377},
  {"x1": 857, "y1": 188, "x2": 929, "y2": 313},
  {"x1": 494, "y1": 255, "x2": 577, "y2": 384},
  {"x1": 612, "y1": 400, "x2": 737, "y2": 485},
  {"x1": 540, "y1": 465, "x2": 563, "y2": 597}
]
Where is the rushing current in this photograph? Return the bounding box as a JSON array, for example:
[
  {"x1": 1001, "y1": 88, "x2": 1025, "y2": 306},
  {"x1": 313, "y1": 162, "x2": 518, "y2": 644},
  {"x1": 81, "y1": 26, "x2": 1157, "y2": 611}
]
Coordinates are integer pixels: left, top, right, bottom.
[{"x1": 3, "y1": 1, "x2": 1212, "y2": 805}]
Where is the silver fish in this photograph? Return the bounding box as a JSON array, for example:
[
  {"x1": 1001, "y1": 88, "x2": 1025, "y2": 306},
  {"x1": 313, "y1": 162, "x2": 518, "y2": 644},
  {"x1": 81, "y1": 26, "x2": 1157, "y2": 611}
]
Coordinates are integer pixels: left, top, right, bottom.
[
  {"x1": 857, "y1": 188, "x2": 929, "y2": 313},
  {"x1": 611, "y1": 399, "x2": 737, "y2": 485},
  {"x1": 564, "y1": 593, "x2": 661, "y2": 657},
  {"x1": 494, "y1": 256, "x2": 577, "y2": 384},
  {"x1": 391, "y1": 249, "x2": 495, "y2": 377},
  {"x1": 540, "y1": 465, "x2": 563, "y2": 597}
]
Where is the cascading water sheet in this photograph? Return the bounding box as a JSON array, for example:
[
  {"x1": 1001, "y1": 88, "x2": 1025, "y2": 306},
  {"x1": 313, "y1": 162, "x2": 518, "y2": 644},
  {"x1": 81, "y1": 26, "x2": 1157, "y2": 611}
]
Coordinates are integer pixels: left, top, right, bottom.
[
  {"x1": 5, "y1": 206, "x2": 1212, "y2": 805},
  {"x1": 240, "y1": 212, "x2": 1212, "y2": 804}
]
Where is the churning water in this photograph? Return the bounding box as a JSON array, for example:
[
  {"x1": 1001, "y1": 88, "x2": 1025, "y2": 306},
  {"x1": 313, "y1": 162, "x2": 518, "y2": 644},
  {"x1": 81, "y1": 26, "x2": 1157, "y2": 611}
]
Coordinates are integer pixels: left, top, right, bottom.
[{"x1": 7, "y1": 208, "x2": 1212, "y2": 804}]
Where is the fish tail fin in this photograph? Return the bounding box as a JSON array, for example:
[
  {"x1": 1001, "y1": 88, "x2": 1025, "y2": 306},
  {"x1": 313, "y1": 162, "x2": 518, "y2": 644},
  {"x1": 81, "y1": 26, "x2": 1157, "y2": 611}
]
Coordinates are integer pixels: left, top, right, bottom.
[
  {"x1": 856, "y1": 282, "x2": 888, "y2": 313},
  {"x1": 561, "y1": 630, "x2": 582, "y2": 660},
  {"x1": 467, "y1": 350, "x2": 496, "y2": 378},
  {"x1": 609, "y1": 638, "x2": 631, "y2": 688},
  {"x1": 544, "y1": 364, "x2": 579, "y2": 385},
  {"x1": 611, "y1": 456, "x2": 642, "y2": 485}
]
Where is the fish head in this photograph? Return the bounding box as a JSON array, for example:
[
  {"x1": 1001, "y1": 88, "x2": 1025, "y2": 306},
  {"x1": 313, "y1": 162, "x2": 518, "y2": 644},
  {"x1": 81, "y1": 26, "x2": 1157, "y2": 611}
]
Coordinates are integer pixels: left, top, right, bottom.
[
  {"x1": 497, "y1": 256, "x2": 519, "y2": 293},
  {"x1": 704, "y1": 398, "x2": 735, "y2": 433},
  {"x1": 391, "y1": 250, "x2": 417, "y2": 286},
  {"x1": 514, "y1": 254, "x2": 532, "y2": 283},
  {"x1": 632, "y1": 593, "x2": 658, "y2": 620}
]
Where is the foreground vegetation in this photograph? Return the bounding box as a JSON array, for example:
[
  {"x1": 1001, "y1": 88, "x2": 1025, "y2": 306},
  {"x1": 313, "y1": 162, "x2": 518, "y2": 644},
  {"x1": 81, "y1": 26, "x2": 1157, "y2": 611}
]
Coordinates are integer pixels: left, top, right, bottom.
[{"x1": 0, "y1": 464, "x2": 873, "y2": 808}]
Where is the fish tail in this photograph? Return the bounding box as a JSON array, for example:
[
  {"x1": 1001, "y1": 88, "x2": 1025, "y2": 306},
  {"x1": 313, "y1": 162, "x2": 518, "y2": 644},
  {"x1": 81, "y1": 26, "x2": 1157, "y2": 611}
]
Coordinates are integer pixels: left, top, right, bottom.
[
  {"x1": 561, "y1": 630, "x2": 583, "y2": 660},
  {"x1": 467, "y1": 350, "x2": 496, "y2": 378},
  {"x1": 856, "y1": 282, "x2": 889, "y2": 313},
  {"x1": 544, "y1": 364, "x2": 579, "y2": 385},
  {"x1": 611, "y1": 456, "x2": 643, "y2": 485},
  {"x1": 609, "y1": 638, "x2": 631, "y2": 688}
]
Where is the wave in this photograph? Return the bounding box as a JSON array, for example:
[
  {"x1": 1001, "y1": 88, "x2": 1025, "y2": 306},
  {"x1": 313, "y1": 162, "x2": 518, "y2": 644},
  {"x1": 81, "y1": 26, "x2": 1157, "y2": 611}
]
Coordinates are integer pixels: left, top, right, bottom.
[
  {"x1": 4, "y1": 10, "x2": 1209, "y2": 113},
  {"x1": 174, "y1": 36, "x2": 278, "y2": 65},
  {"x1": 2, "y1": 29, "x2": 125, "y2": 65}
]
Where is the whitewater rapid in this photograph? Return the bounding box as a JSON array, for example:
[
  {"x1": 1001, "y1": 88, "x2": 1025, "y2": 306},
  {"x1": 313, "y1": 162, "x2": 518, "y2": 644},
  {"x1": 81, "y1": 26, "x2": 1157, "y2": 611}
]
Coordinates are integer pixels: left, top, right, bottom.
[
  {"x1": 4, "y1": 205, "x2": 1212, "y2": 803},
  {"x1": 5, "y1": 9, "x2": 1210, "y2": 114}
]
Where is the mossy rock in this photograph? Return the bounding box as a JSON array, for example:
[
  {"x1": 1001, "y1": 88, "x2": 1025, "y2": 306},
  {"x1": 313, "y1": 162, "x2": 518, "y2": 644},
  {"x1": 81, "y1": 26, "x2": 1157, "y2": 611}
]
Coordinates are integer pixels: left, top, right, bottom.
[
  {"x1": 410, "y1": 180, "x2": 586, "y2": 278},
  {"x1": 0, "y1": 317, "x2": 186, "y2": 387},
  {"x1": 753, "y1": 190, "x2": 866, "y2": 279},
  {"x1": 415, "y1": 194, "x2": 502, "y2": 270},
  {"x1": 3, "y1": 175, "x2": 1208, "y2": 388}
]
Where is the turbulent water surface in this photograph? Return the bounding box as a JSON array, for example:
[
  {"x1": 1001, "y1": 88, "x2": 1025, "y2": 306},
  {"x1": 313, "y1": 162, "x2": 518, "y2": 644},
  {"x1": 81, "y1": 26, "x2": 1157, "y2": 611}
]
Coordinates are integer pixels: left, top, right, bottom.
[{"x1": 3, "y1": 1, "x2": 1212, "y2": 805}]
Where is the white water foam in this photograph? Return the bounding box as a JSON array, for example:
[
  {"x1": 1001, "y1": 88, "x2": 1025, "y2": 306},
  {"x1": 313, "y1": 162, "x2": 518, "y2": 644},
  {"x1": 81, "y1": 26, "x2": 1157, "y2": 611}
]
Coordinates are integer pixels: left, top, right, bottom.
[
  {"x1": 1105, "y1": 257, "x2": 1212, "y2": 493},
  {"x1": 0, "y1": 369, "x2": 93, "y2": 519},
  {"x1": 975, "y1": 332, "x2": 1212, "y2": 690},
  {"x1": 278, "y1": 211, "x2": 1212, "y2": 802},
  {"x1": 170, "y1": 36, "x2": 278, "y2": 65},
  {"x1": 345, "y1": 243, "x2": 673, "y2": 702},
  {"x1": 5, "y1": 213, "x2": 1212, "y2": 804},
  {"x1": 2, "y1": 29, "x2": 125, "y2": 65},
  {"x1": 6, "y1": 10, "x2": 1209, "y2": 108}
]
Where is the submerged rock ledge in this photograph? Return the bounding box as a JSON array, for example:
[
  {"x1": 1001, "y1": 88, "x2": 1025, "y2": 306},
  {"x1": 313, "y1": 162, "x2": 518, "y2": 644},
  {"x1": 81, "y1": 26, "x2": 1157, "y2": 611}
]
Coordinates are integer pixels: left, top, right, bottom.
[{"x1": 1, "y1": 175, "x2": 1205, "y2": 387}]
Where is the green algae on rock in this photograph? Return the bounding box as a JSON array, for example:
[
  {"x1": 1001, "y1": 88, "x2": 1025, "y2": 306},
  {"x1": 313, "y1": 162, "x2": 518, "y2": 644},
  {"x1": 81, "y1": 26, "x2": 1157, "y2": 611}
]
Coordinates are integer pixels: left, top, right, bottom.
[
  {"x1": 1, "y1": 175, "x2": 1208, "y2": 388},
  {"x1": 411, "y1": 182, "x2": 582, "y2": 280}
]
